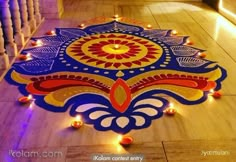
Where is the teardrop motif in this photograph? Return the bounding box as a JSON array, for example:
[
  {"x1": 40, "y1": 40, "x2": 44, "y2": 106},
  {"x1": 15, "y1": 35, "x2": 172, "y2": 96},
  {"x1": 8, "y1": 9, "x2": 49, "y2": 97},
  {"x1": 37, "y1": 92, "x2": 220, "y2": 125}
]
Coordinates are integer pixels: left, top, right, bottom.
[{"x1": 110, "y1": 78, "x2": 131, "y2": 113}]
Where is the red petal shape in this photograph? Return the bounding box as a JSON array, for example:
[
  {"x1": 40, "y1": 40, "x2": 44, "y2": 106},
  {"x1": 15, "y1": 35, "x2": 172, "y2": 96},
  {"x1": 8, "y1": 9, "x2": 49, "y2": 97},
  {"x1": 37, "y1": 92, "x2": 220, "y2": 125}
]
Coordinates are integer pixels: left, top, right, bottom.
[
  {"x1": 115, "y1": 55, "x2": 123, "y2": 60},
  {"x1": 90, "y1": 43, "x2": 101, "y2": 47},
  {"x1": 70, "y1": 50, "x2": 83, "y2": 53},
  {"x1": 121, "y1": 54, "x2": 130, "y2": 58},
  {"x1": 110, "y1": 78, "x2": 131, "y2": 113},
  {"x1": 92, "y1": 51, "x2": 104, "y2": 54},
  {"x1": 129, "y1": 49, "x2": 141, "y2": 53},
  {"x1": 147, "y1": 52, "x2": 158, "y2": 55},
  {"x1": 139, "y1": 41, "x2": 148, "y2": 44},
  {"x1": 145, "y1": 55, "x2": 156, "y2": 59},
  {"x1": 133, "y1": 39, "x2": 142, "y2": 42},
  {"x1": 129, "y1": 45, "x2": 140, "y2": 48},
  {"x1": 115, "y1": 40, "x2": 121, "y2": 44},
  {"x1": 96, "y1": 60, "x2": 106, "y2": 65},
  {"x1": 118, "y1": 35, "x2": 127, "y2": 38},
  {"x1": 106, "y1": 54, "x2": 115, "y2": 59},
  {"x1": 147, "y1": 48, "x2": 158, "y2": 51},
  {"x1": 126, "y1": 36, "x2": 134, "y2": 40},
  {"x1": 108, "y1": 40, "x2": 115, "y2": 44},
  {"x1": 126, "y1": 43, "x2": 135, "y2": 46},
  {"x1": 140, "y1": 58, "x2": 149, "y2": 62},
  {"x1": 99, "y1": 41, "x2": 110, "y2": 45},
  {"x1": 97, "y1": 53, "x2": 109, "y2": 57},
  {"x1": 80, "y1": 56, "x2": 91, "y2": 60},
  {"x1": 70, "y1": 46, "x2": 81, "y2": 49},
  {"x1": 122, "y1": 62, "x2": 132, "y2": 67},
  {"x1": 74, "y1": 53, "x2": 84, "y2": 56},
  {"x1": 145, "y1": 45, "x2": 154, "y2": 47},
  {"x1": 105, "y1": 62, "x2": 113, "y2": 68},
  {"x1": 87, "y1": 58, "x2": 98, "y2": 63},
  {"x1": 79, "y1": 41, "x2": 86, "y2": 44},
  {"x1": 120, "y1": 41, "x2": 128, "y2": 45},
  {"x1": 132, "y1": 61, "x2": 141, "y2": 65},
  {"x1": 91, "y1": 36, "x2": 99, "y2": 39},
  {"x1": 126, "y1": 53, "x2": 136, "y2": 56},
  {"x1": 108, "y1": 34, "x2": 117, "y2": 38},
  {"x1": 84, "y1": 38, "x2": 92, "y2": 41},
  {"x1": 99, "y1": 35, "x2": 106, "y2": 38},
  {"x1": 114, "y1": 63, "x2": 121, "y2": 68}
]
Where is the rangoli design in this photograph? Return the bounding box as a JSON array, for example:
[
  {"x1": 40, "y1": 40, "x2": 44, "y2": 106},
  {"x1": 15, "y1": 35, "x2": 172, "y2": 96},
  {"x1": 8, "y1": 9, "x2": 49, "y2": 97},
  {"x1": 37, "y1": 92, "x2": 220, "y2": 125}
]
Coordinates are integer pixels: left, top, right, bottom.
[{"x1": 5, "y1": 18, "x2": 227, "y2": 134}]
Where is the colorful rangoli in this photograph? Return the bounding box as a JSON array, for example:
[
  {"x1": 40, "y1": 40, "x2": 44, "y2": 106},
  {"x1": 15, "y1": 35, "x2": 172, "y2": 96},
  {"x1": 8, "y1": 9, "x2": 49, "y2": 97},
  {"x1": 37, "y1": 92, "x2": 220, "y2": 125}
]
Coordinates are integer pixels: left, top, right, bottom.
[{"x1": 5, "y1": 18, "x2": 227, "y2": 134}]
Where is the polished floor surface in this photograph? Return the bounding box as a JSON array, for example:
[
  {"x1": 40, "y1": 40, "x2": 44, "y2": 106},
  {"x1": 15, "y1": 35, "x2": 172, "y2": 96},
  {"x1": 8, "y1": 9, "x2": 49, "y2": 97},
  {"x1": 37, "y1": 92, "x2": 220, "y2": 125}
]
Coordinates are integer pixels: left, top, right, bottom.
[{"x1": 0, "y1": 1, "x2": 236, "y2": 161}]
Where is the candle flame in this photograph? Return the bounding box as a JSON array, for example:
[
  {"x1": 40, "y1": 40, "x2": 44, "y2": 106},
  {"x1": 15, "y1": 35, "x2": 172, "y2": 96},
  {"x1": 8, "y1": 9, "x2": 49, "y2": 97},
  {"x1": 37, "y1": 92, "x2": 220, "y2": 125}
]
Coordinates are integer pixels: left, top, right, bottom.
[
  {"x1": 26, "y1": 53, "x2": 31, "y2": 57},
  {"x1": 117, "y1": 135, "x2": 122, "y2": 142},
  {"x1": 210, "y1": 89, "x2": 215, "y2": 93},
  {"x1": 114, "y1": 44, "x2": 120, "y2": 49},
  {"x1": 79, "y1": 24, "x2": 85, "y2": 27},
  {"x1": 27, "y1": 94, "x2": 33, "y2": 100},
  {"x1": 147, "y1": 24, "x2": 152, "y2": 29},
  {"x1": 172, "y1": 30, "x2": 178, "y2": 35},
  {"x1": 36, "y1": 40, "x2": 43, "y2": 46},
  {"x1": 75, "y1": 115, "x2": 82, "y2": 122},
  {"x1": 114, "y1": 14, "x2": 119, "y2": 18},
  {"x1": 51, "y1": 30, "x2": 55, "y2": 35},
  {"x1": 169, "y1": 103, "x2": 174, "y2": 108}
]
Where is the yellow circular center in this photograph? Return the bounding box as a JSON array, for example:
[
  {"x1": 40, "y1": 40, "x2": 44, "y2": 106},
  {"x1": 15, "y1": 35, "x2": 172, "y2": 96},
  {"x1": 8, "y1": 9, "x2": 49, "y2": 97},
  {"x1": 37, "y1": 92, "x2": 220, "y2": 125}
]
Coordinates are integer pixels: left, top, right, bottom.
[
  {"x1": 102, "y1": 44, "x2": 130, "y2": 54},
  {"x1": 66, "y1": 33, "x2": 163, "y2": 70}
]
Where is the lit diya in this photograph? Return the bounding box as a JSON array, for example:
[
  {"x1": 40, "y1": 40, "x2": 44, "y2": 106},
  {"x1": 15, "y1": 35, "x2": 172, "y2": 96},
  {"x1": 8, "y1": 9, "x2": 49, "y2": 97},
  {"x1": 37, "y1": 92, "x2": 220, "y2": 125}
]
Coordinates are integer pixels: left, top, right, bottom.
[
  {"x1": 164, "y1": 103, "x2": 177, "y2": 116},
  {"x1": 209, "y1": 89, "x2": 222, "y2": 99},
  {"x1": 78, "y1": 23, "x2": 85, "y2": 28},
  {"x1": 18, "y1": 53, "x2": 31, "y2": 61},
  {"x1": 113, "y1": 14, "x2": 119, "y2": 19},
  {"x1": 18, "y1": 95, "x2": 33, "y2": 104},
  {"x1": 213, "y1": 91, "x2": 222, "y2": 98},
  {"x1": 186, "y1": 39, "x2": 194, "y2": 45},
  {"x1": 113, "y1": 44, "x2": 120, "y2": 50},
  {"x1": 71, "y1": 115, "x2": 83, "y2": 129},
  {"x1": 146, "y1": 24, "x2": 152, "y2": 29},
  {"x1": 118, "y1": 135, "x2": 133, "y2": 146},
  {"x1": 197, "y1": 52, "x2": 207, "y2": 58},
  {"x1": 45, "y1": 30, "x2": 55, "y2": 35},
  {"x1": 172, "y1": 30, "x2": 178, "y2": 35},
  {"x1": 31, "y1": 40, "x2": 43, "y2": 46}
]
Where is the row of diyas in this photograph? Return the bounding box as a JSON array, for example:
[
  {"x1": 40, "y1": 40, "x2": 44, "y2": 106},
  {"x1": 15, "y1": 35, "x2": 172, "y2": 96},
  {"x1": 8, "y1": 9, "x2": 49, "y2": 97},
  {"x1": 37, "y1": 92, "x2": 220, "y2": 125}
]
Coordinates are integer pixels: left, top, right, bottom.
[{"x1": 18, "y1": 88, "x2": 222, "y2": 147}]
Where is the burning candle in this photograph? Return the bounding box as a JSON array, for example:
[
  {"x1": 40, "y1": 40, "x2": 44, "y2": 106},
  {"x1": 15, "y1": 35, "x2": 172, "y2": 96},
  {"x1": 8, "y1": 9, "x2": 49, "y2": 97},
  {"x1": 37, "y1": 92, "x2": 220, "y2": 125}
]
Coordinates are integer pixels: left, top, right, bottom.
[
  {"x1": 46, "y1": 30, "x2": 55, "y2": 35},
  {"x1": 172, "y1": 30, "x2": 178, "y2": 35},
  {"x1": 209, "y1": 89, "x2": 222, "y2": 99},
  {"x1": 186, "y1": 39, "x2": 193, "y2": 45},
  {"x1": 113, "y1": 14, "x2": 119, "y2": 18},
  {"x1": 198, "y1": 52, "x2": 207, "y2": 58},
  {"x1": 19, "y1": 53, "x2": 31, "y2": 61},
  {"x1": 213, "y1": 91, "x2": 222, "y2": 98},
  {"x1": 164, "y1": 103, "x2": 177, "y2": 116},
  {"x1": 78, "y1": 23, "x2": 85, "y2": 28},
  {"x1": 113, "y1": 44, "x2": 120, "y2": 50},
  {"x1": 118, "y1": 135, "x2": 133, "y2": 146},
  {"x1": 71, "y1": 115, "x2": 83, "y2": 129},
  {"x1": 31, "y1": 40, "x2": 43, "y2": 46},
  {"x1": 146, "y1": 24, "x2": 152, "y2": 29},
  {"x1": 18, "y1": 95, "x2": 33, "y2": 104}
]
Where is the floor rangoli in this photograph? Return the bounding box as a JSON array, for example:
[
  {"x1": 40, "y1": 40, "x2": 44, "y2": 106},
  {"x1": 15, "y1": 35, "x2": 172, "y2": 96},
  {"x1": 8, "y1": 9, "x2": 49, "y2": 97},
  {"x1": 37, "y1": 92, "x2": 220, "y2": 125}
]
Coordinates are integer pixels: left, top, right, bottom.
[{"x1": 5, "y1": 18, "x2": 227, "y2": 134}]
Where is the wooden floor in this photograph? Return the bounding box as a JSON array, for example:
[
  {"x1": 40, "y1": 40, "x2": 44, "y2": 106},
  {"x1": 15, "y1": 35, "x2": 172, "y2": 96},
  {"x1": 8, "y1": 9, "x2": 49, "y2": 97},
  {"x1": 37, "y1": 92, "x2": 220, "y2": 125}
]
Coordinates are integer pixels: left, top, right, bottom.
[{"x1": 1, "y1": 0, "x2": 236, "y2": 161}]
